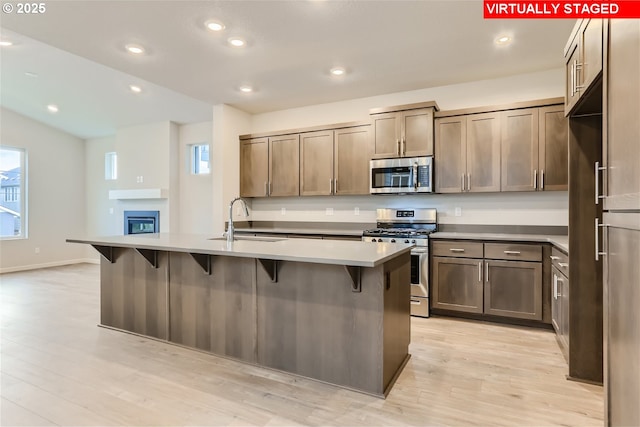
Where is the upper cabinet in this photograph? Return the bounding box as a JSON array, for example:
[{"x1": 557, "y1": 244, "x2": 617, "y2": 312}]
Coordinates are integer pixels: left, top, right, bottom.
[
  {"x1": 240, "y1": 123, "x2": 372, "y2": 198},
  {"x1": 565, "y1": 19, "x2": 604, "y2": 116},
  {"x1": 604, "y1": 19, "x2": 640, "y2": 211},
  {"x1": 369, "y1": 102, "x2": 438, "y2": 158},
  {"x1": 240, "y1": 135, "x2": 300, "y2": 198},
  {"x1": 435, "y1": 100, "x2": 567, "y2": 194}
]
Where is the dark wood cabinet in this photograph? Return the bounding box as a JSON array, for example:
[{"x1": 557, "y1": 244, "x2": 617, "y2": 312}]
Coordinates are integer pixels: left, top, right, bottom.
[
  {"x1": 434, "y1": 116, "x2": 466, "y2": 193},
  {"x1": 565, "y1": 19, "x2": 604, "y2": 115},
  {"x1": 484, "y1": 260, "x2": 542, "y2": 321},
  {"x1": 538, "y1": 105, "x2": 569, "y2": 191},
  {"x1": 300, "y1": 130, "x2": 334, "y2": 196},
  {"x1": 501, "y1": 108, "x2": 539, "y2": 192},
  {"x1": 432, "y1": 256, "x2": 483, "y2": 314},
  {"x1": 370, "y1": 103, "x2": 437, "y2": 158},
  {"x1": 466, "y1": 112, "x2": 501, "y2": 193},
  {"x1": 240, "y1": 137, "x2": 269, "y2": 197},
  {"x1": 431, "y1": 240, "x2": 545, "y2": 323}
]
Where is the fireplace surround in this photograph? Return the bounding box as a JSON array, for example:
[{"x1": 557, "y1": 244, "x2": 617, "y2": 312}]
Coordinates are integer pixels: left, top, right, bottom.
[{"x1": 124, "y1": 210, "x2": 159, "y2": 235}]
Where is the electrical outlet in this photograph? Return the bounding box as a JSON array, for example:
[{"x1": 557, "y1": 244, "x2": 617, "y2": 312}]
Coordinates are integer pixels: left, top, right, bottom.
[
  {"x1": 455, "y1": 207, "x2": 462, "y2": 217},
  {"x1": 354, "y1": 207, "x2": 360, "y2": 216},
  {"x1": 139, "y1": 175, "x2": 144, "y2": 183},
  {"x1": 326, "y1": 208, "x2": 334, "y2": 216},
  {"x1": 34, "y1": 247, "x2": 40, "y2": 254},
  {"x1": 281, "y1": 207, "x2": 286, "y2": 216}
]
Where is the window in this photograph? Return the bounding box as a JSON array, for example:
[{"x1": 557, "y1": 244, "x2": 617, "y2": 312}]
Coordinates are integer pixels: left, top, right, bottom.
[
  {"x1": 105, "y1": 152, "x2": 117, "y2": 180},
  {"x1": 191, "y1": 144, "x2": 210, "y2": 175},
  {"x1": 0, "y1": 146, "x2": 26, "y2": 239}
]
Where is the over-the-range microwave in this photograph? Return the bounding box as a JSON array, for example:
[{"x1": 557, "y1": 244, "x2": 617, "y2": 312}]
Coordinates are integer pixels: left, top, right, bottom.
[{"x1": 370, "y1": 156, "x2": 433, "y2": 194}]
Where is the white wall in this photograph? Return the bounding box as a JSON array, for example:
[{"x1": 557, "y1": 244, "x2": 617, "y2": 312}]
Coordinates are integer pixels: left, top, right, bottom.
[
  {"x1": 247, "y1": 68, "x2": 568, "y2": 227},
  {"x1": 178, "y1": 121, "x2": 213, "y2": 234},
  {"x1": 212, "y1": 105, "x2": 252, "y2": 236},
  {"x1": 0, "y1": 108, "x2": 89, "y2": 272}
]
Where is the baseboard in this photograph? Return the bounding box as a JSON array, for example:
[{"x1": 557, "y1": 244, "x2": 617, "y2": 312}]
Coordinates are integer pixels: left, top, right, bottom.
[{"x1": 0, "y1": 258, "x2": 99, "y2": 274}]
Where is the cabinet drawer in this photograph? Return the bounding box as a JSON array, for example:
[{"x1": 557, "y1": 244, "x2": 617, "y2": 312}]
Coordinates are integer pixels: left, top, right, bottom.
[
  {"x1": 484, "y1": 243, "x2": 542, "y2": 262},
  {"x1": 431, "y1": 240, "x2": 483, "y2": 258},
  {"x1": 550, "y1": 246, "x2": 569, "y2": 275}
]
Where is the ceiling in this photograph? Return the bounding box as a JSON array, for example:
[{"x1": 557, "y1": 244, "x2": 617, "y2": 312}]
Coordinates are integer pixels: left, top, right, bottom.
[{"x1": 0, "y1": 1, "x2": 575, "y2": 140}]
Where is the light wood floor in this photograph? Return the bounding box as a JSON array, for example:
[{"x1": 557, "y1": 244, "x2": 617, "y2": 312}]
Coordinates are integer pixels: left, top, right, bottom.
[{"x1": 1, "y1": 263, "x2": 603, "y2": 426}]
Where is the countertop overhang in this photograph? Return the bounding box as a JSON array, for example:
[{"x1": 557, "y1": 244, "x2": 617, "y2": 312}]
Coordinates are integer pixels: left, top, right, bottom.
[{"x1": 67, "y1": 233, "x2": 412, "y2": 268}]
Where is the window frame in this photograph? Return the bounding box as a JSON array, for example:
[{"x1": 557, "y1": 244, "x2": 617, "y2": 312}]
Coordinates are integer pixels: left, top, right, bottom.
[
  {"x1": 190, "y1": 143, "x2": 210, "y2": 175},
  {"x1": 0, "y1": 146, "x2": 27, "y2": 240},
  {"x1": 105, "y1": 151, "x2": 118, "y2": 180}
]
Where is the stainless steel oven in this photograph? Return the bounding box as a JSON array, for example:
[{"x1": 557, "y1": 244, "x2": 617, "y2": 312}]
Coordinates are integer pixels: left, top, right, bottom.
[
  {"x1": 370, "y1": 156, "x2": 433, "y2": 194},
  {"x1": 363, "y1": 208, "x2": 436, "y2": 317}
]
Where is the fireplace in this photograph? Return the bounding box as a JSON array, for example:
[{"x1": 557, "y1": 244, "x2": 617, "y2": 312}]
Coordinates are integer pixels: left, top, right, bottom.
[{"x1": 124, "y1": 210, "x2": 159, "y2": 235}]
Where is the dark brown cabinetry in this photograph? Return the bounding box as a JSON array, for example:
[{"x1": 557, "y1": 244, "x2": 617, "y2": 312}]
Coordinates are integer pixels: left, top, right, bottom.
[
  {"x1": 565, "y1": 19, "x2": 603, "y2": 115},
  {"x1": 551, "y1": 250, "x2": 570, "y2": 360},
  {"x1": 240, "y1": 123, "x2": 372, "y2": 198},
  {"x1": 431, "y1": 240, "x2": 544, "y2": 322},
  {"x1": 435, "y1": 100, "x2": 567, "y2": 194},
  {"x1": 370, "y1": 102, "x2": 438, "y2": 158}
]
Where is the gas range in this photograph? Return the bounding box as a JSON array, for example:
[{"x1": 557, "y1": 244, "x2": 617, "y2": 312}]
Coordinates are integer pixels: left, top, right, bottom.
[{"x1": 362, "y1": 208, "x2": 437, "y2": 247}]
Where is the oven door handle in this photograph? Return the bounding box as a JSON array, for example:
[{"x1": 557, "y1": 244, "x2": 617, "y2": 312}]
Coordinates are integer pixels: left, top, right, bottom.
[
  {"x1": 413, "y1": 162, "x2": 419, "y2": 190},
  {"x1": 411, "y1": 248, "x2": 428, "y2": 254}
]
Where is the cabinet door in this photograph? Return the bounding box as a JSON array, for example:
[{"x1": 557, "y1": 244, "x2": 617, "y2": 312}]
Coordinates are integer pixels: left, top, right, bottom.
[
  {"x1": 580, "y1": 19, "x2": 603, "y2": 94},
  {"x1": 551, "y1": 267, "x2": 562, "y2": 334},
  {"x1": 240, "y1": 138, "x2": 269, "y2": 197},
  {"x1": 432, "y1": 257, "x2": 483, "y2": 314},
  {"x1": 484, "y1": 260, "x2": 542, "y2": 320},
  {"x1": 466, "y1": 112, "x2": 501, "y2": 192},
  {"x1": 269, "y1": 134, "x2": 300, "y2": 197},
  {"x1": 565, "y1": 40, "x2": 581, "y2": 116},
  {"x1": 603, "y1": 215, "x2": 640, "y2": 427},
  {"x1": 371, "y1": 112, "x2": 399, "y2": 158},
  {"x1": 435, "y1": 117, "x2": 466, "y2": 193},
  {"x1": 538, "y1": 106, "x2": 568, "y2": 191},
  {"x1": 605, "y1": 19, "x2": 640, "y2": 210},
  {"x1": 300, "y1": 130, "x2": 334, "y2": 196},
  {"x1": 401, "y1": 108, "x2": 434, "y2": 157},
  {"x1": 501, "y1": 108, "x2": 539, "y2": 192},
  {"x1": 334, "y1": 126, "x2": 373, "y2": 195},
  {"x1": 558, "y1": 272, "x2": 570, "y2": 352}
]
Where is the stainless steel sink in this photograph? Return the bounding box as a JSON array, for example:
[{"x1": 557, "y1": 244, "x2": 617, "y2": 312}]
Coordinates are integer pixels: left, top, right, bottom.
[{"x1": 208, "y1": 236, "x2": 285, "y2": 243}]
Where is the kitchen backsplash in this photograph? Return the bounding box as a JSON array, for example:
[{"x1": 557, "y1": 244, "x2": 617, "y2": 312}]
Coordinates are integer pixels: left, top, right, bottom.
[{"x1": 248, "y1": 191, "x2": 568, "y2": 226}]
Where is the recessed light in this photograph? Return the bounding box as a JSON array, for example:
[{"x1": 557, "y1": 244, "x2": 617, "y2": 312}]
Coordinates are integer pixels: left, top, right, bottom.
[
  {"x1": 205, "y1": 20, "x2": 225, "y2": 32},
  {"x1": 129, "y1": 85, "x2": 142, "y2": 93},
  {"x1": 125, "y1": 43, "x2": 145, "y2": 55},
  {"x1": 228, "y1": 37, "x2": 246, "y2": 47},
  {"x1": 47, "y1": 104, "x2": 59, "y2": 113},
  {"x1": 495, "y1": 35, "x2": 512, "y2": 45},
  {"x1": 330, "y1": 67, "x2": 346, "y2": 76},
  {"x1": 0, "y1": 40, "x2": 13, "y2": 47},
  {"x1": 239, "y1": 85, "x2": 253, "y2": 93}
]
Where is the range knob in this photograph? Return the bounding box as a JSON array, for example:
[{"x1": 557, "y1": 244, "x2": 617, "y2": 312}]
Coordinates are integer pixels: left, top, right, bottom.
[
  {"x1": 404, "y1": 240, "x2": 410, "y2": 244},
  {"x1": 377, "y1": 238, "x2": 383, "y2": 242},
  {"x1": 371, "y1": 239, "x2": 377, "y2": 243},
  {"x1": 412, "y1": 239, "x2": 416, "y2": 244},
  {"x1": 390, "y1": 239, "x2": 396, "y2": 243}
]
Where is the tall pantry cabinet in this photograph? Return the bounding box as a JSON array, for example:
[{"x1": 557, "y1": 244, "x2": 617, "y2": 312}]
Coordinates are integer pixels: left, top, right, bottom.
[{"x1": 602, "y1": 19, "x2": 640, "y2": 427}]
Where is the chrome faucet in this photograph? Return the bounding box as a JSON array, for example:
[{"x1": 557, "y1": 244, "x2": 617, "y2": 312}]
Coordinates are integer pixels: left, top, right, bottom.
[{"x1": 227, "y1": 197, "x2": 249, "y2": 244}]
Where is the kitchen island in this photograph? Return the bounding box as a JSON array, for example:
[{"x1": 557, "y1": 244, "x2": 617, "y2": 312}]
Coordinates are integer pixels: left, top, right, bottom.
[{"x1": 67, "y1": 233, "x2": 412, "y2": 397}]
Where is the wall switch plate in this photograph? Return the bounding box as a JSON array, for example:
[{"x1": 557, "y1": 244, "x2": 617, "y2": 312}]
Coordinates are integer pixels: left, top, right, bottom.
[
  {"x1": 35, "y1": 247, "x2": 40, "y2": 254},
  {"x1": 281, "y1": 207, "x2": 286, "y2": 216},
  {"x1": 326, "y1": 208, "x2": 334, "y2": 216},
  {"x1": 354, "y1": 207, "x2": 360, "y2": 216},
  {"x1": 455, "y1": 207, "x2": 462, "y2": 217}
]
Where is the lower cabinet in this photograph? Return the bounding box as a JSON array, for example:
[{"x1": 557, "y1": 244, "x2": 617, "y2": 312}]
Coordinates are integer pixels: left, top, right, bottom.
[
  {"x1": 431, "y1": 240, "x2": 544, "y2": 323},
  {"x1": 552, "y1": 265, "x2": 570, "y2": 356},
  {"x1": 432, "y1": 257, "x2": 483, "y2": 313},
  {"x1": 484, "y1": 260, "x2": 542, "y2": 321}
]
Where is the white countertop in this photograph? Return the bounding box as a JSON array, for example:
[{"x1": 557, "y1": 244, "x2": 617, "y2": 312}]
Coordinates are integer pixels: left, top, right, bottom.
[
  {"x1": 67, "y1": 233, "x2": 411, "y2": 268},
  {"x1": 430, "y1": 232, "x2": 569, "y2": 253}
]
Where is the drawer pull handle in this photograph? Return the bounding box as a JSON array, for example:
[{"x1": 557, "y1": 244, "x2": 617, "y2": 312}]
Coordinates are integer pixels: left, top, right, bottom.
[
  {"x1": 410, "y1": 299, "x2": 422, "y2": 305},
  {"x1": 449, "y1": 248, "x2": 465, "y2": 253},
  {"x1": 550, "y1": 255, "x2": 560, "y2": 260},
  {"x1": 503, "y1": 250, "x2": 521, "y2": 255},
  {"x1": 558, "y1": 262, "x2": 569, "y2": 268}
]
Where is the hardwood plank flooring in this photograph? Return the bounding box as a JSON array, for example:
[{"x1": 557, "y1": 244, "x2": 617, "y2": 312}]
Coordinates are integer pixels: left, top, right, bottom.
[{"x1": 0, "y1": 264, "x2": 603, "y2": 426}]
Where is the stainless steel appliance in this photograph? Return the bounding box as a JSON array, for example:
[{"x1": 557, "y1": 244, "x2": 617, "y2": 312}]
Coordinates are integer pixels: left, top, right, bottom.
[
  {"x1": 363, "y1": 208, "x2": 437, "y2": 317},
  {"x1": 370, "y1": 156, "x2": 433, "y2": 194}
]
